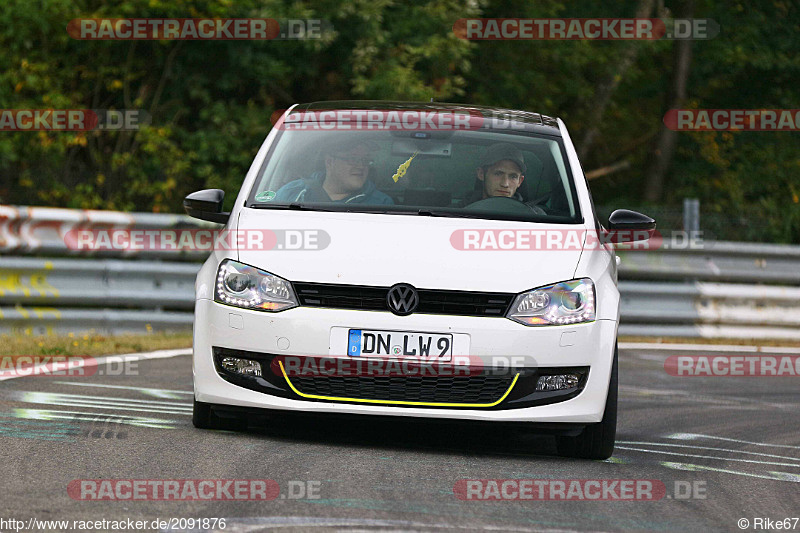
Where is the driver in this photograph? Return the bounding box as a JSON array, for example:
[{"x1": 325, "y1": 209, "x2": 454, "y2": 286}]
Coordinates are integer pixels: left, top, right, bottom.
[
  {"x1": 476, "y1": 143, "x2": 527, "y2": 200},
  {"x1": 462, "y1": 144, "x2": 544, "y2": 214}
]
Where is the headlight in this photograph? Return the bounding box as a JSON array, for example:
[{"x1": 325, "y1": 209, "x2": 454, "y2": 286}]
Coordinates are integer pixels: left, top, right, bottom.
[
  {"x1": 214, "y1": 259, "x2": 298, "y2": 312},
  {"x1": 507, "y1": 278, "x2": 595, "y2": 326}
]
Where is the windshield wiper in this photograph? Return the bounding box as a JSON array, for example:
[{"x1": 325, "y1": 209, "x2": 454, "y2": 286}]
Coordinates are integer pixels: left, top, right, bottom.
[
  {"x1": 249, "y1": 203, "x2": 396, "y2": 214},
  {"x1": 248, "y1": 204, "x2": 544, "y2": 220},
  {"x1": 249, "y1": 202, "x2": 336, "y2": 211},
  {"x1": 414, "y1": 209, "x2": 491, "y2": 218}
]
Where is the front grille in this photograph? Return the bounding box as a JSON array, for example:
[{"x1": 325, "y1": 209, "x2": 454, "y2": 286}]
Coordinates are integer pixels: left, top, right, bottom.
[
  {"x1": 293, "y1": 283, "x2": 386, "y2": 311},
  {"x1": 292, "y1": 282, "x2": 514, "y2": 317},
  {"x1": 415, "y1": 289, "x2": 512, "y2": 316},
  {"x1": 289, "y1": 374, "x2": 515, "y2": 404},
  {"x1": 212, "y1": 347, "x2": 588, "y2": 410}
]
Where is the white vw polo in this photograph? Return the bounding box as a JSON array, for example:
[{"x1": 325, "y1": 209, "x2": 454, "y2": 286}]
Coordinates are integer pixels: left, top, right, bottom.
[{"x1": 186, "y1": 101, "x2": 655, "y2": 459}]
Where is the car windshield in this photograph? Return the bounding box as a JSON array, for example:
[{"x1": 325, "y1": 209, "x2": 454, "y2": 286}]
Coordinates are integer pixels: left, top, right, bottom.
[{"x1": 248, "y1": 112, "x2": 582, "y2": 223}]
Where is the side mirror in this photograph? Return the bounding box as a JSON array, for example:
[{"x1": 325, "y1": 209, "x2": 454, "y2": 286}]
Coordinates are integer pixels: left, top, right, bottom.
[
  {"x1": 605, "y1": 209, "x2": 656, "y2": 243},
  {"x1": 183, "y1": 189, "x2": 230, "y2": 224}
]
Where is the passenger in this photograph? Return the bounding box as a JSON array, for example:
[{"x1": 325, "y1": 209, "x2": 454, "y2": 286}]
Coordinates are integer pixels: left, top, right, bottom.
[{"x1": 274, "y1": 140, "x2": 393, "y2": 204}]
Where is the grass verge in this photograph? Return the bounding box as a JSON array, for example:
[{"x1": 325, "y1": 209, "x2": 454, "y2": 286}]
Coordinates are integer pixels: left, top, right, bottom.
[{"x1": 0, "y1": 332, "x2": 193, "y2": 360}]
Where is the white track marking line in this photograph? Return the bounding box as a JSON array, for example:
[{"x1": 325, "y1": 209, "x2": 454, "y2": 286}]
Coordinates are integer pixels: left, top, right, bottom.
[
  {"x1": 12, "y1": 399, "x2": 190, "y2": 415},
  {"x1": 17, "y1": 391, "x2": 191, "y2": 407},
  {"x1": 661, "y1": 461, "x2": 800, "y2": 483},
  {"x1": 8, "y1": 408, "x2": 179, "y2": 429},
  {"x1": 188, "y1": 516, "x2": 575, "y2": 533},
  {"x1": 666, "y1": 433, "x2": 800, "y2": 450},
  {"x1": 619, "y1": 342, "x2": 800, "y2": 354},
  {"x1": 54, "y1": 382, "x2": 193, "y2": 395},
  {"x1": 620, "y1": 385, "x2": 797, "y2": 409},
  {"x1": 616, "y1": 446, "x2": 800, "y2": 468},
  {"x1": 617, "y1": 441, "x2": 800, "y2": 463}
]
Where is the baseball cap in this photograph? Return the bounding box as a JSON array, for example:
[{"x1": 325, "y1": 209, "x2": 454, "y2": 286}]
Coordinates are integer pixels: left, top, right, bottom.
[{"x1": 479, "y1": 143, "x2": 526, "y2": 174}]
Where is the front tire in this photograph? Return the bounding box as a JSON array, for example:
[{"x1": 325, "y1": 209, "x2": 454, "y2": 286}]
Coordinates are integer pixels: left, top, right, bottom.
[
  {"x1": 556, "y1": 343, "x2": 618, "y2": 460},
  {"x1": 192, "y1": 399, "x2": 214, "y2": 429},
  {"x1": 193, "y1": 399, "x2": 248, "y2": 431}
]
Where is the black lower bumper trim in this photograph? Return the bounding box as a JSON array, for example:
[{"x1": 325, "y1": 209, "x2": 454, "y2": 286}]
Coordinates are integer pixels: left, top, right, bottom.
[
  {"x1": 209, "y1": 403, "x2": 587, "y2": 436},
  {"x1": 212, "y1": 347, "x2": 588, "y2": 410}
]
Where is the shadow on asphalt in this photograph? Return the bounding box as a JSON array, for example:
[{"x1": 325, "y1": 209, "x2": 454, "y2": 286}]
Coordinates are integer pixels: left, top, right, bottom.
[{"x1": 224, "y1": 411, "x2": 562, "y2": 458}]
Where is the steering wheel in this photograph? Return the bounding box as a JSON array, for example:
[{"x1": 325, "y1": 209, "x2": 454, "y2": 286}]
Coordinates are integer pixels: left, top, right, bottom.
[
  {"x1": 465, "y1": 196, "x2": 545, "y2": 215},
  {"x1": 528, "y1": 190, "x2": 553, "y2": 207}
]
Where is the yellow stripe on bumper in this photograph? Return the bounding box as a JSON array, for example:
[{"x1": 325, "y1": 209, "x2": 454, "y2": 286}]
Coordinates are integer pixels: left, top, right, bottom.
[{"x1": 279, "y1": 360, "x2": 520, "y2": 408}]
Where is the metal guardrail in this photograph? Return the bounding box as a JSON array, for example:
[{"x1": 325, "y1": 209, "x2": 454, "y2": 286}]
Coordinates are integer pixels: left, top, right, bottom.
[
  {"x1": 618, "y1": 281, "x2": 800, "y2": 340},
  {"x1": 0, "y1": 257, "x2": 197, "y2": 307},
  {"x1": 615, "y1": 242, "x2": 800, "y2": 339},
  {"x1": 0, "y1": 257, "x2": 197, "y2": 335},
  {"x1": 0, "y1": 307, "x2": 193, "y2": 336},
  {"x1": 3, "y1": 256, "x2": 800, "y2": 339},
  {"x1": 616, "y1": 241, "x2": 800, "y2": 284},
  {"x1": 2, "y1": 206, "x2": 799, "y2": 338},
  {"x1": 0, "y1": 204, "x2": 210, "y2": 258}
]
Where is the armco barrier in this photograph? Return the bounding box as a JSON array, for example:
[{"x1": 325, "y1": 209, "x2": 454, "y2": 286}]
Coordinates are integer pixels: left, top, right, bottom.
[
  {"x1": 0, "y1": 257, "x2": 197, "y2": 335},
  {"x1": 0, "y1": 257, "x2": 197, "y2": 307},
  {"x1": 615, "y1": 242, "x2": 800, "y2": 340},
  {"x1": 0, "y1": 204, "x2": 211, "y2": 258},
  {"x1": 616, "y1": 241, "x2": 800, "y2": 284},
  {"x1": 617, "y1": 281, "x2": 800, "y2": 340},
  {"x1": 1, "y1": 206, "x2": 799, "y2": 338}
]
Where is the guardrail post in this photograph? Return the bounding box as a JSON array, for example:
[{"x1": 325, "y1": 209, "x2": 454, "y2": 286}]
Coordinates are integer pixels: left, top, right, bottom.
[{"x1": 683, "y1": 198, "x2": 700, "y2": 233}]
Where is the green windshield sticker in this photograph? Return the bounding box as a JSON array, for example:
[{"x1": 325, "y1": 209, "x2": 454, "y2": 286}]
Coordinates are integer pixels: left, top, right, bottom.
[{"x1": 255, "y1": 190, "x2": 276, "y2": 202}]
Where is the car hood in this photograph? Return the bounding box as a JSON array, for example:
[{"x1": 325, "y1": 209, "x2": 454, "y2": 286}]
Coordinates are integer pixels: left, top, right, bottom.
[{"x1": 236, "y1": 207, "x2": 586, "y2": 293}]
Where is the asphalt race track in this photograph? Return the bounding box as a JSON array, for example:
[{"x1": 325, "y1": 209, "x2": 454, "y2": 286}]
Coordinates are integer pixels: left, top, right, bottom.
[{"x1": 1, "y1": 345, "x2": 798, "y2": 532}]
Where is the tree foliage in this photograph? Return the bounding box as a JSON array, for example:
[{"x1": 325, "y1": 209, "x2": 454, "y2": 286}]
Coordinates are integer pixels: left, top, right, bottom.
[{"x1": 0, "y1": 0, "x2": 797, "y2": 241}]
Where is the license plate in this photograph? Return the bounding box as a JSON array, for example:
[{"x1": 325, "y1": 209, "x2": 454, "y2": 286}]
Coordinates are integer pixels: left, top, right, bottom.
[{"x1": 347, "y1": 329, "x2": 453, "y2": 361}]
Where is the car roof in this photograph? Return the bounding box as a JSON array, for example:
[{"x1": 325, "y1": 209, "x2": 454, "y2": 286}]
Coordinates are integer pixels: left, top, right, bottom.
[{"x1": 293, "y1": 100, "x2": 562, "y2": 137}]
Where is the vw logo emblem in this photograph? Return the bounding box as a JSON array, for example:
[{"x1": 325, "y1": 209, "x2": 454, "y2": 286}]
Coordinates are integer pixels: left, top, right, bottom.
[{"x1": 386, "y1": 283, "x2": 419, "y2": 316}]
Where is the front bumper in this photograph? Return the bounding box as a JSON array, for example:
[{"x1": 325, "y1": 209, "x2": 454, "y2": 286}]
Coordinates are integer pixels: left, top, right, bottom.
[{"x1": 193, "y1": 298, "x2": 618, "y2": 423}]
